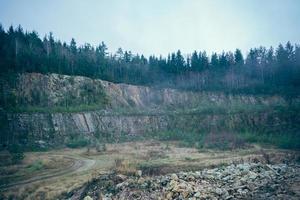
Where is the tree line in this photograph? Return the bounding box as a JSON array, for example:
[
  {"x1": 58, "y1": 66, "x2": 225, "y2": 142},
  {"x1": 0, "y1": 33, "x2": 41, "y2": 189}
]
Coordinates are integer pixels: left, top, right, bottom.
[{"x1": 0, "y1": 25, "x2": 299, "y2": 95}]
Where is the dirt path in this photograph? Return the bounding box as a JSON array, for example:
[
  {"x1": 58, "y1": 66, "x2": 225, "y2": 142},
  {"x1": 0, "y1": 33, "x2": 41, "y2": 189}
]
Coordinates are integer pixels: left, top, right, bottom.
[
  {"x1": 0, "y1": 155, "x2": 96, "y2": 191},
  {"x1": 75, "y1": 158, "x2": 96, "y2": 172}
]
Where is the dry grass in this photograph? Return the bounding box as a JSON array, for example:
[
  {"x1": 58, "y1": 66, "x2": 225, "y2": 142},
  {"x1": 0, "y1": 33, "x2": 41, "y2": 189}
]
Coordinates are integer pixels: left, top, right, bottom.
[
  {"x1": 203, "y1": 131, "x2": 247, "y2": 150},
  {"x1": 0, "y1": 141, "x2": 297, "y2": 200},
  {"x1": 0, "y1": 155, "x2": 73, "y2": 187},
  {"x1": 113, "y1": 158, "x2": 138, "y2": 176}
]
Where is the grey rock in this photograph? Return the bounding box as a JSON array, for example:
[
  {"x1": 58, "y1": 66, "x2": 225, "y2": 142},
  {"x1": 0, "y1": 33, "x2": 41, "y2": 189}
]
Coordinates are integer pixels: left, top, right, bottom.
[
  {"x1": 83, "y1": 196, "x2": 93, "y2": 200},
  {"x1": 171, "y1": 173, "x2": 179, "y2": 181}
]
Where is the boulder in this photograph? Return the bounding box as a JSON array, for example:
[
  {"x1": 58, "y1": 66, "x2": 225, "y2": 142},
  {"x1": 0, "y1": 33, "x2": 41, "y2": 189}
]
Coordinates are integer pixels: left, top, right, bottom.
[{"x1": 83, "y1": 196, "x2": 93, "y2": 200}]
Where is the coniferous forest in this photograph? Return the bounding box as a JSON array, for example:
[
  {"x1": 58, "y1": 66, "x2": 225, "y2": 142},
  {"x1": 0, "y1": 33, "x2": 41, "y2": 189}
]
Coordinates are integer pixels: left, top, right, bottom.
[{"x1": 0, "y1": 25, "x2": 300, "y2": 95}]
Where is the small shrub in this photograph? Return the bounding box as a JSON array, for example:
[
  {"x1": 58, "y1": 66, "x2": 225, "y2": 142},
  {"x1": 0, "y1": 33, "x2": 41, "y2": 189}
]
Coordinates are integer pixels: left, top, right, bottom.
[
  {"x1": 155, "y1": 131, "x2": 203, "y2": 146},
  {"x1": 260, "y1": 149, "x2": 271, "y2": 164},
  {"x1": 95, "y1": 143, "x2": 101, "y2": 152},
  {"x1": 26, "y1": 160, "x2": 44, "y2": 172},
  {"x1": 103, "y1": 143, "x2": 107, "y2": 151},
  {"x1": 113, "y1": 158, "x2": 137, "y2": 176},
  {"x1": 66, "y1": 136, "x2": 90, "y2": 148},
  {"x1": 8, "y1": 144, "x2": 25, "y2": 164},
  {"x1": 95, "y1": 142, "x2": 107, "y2": 152},
  {"x1": 164, "y1": 144, "x2": 171, "y2": 150},
  {"x1": 86, "y1": 146, "x2": 91, "y2": 154},
  {"x1": 11, "y1": 152, "x2": 24, "y2": 164},
  {"x1": 138, "y1": 162, "x2": 168, "y2": 176},
  {"x1": 202, "y1": 132, "x2": 246, "y2": 150},
  {"x1": 68, "y1": 77, "x2": 75, "y2": 85},
  {"x1": 184, "y1": 157, "x2": 193, "y2": 161},
  {"x1": 240, "y1": 131, "x2": 300, "y2": 150},
  {"x1": 147, "y1": 150, "x2": 168, "y2": 160}
]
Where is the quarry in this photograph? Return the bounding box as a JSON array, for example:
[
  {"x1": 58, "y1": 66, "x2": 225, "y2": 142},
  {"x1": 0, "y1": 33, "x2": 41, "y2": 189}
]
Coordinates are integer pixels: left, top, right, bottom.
[
  {"x1": 1, "y1": 2, "x2": 300, "y2": 199},
  {"x1": 0, "y1": 73, "x2": 299, "y2": 199}
]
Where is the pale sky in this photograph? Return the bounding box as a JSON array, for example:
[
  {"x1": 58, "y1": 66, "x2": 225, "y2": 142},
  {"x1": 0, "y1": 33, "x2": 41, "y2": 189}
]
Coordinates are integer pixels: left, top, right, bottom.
[{"x1": 0, "y1": 0, "x2": 300, "y2": 56}]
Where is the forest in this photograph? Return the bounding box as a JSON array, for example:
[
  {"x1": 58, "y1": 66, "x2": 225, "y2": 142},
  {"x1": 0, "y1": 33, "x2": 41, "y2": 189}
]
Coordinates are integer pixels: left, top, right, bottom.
[{"x1": 0, "y1": 25, "x2": 300, "y2": 95}]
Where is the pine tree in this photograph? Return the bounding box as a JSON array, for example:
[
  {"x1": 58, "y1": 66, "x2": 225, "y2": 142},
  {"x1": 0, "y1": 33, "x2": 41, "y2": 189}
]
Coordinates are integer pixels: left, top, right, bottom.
[{"x1": 234, "y1": 49, "x2": 244, "y2": 65}]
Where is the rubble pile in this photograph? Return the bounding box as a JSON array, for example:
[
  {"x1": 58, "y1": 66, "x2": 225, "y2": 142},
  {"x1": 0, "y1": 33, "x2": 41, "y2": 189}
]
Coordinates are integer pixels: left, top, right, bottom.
[{"x1": 77, "y1": 163, "x2": 299, "y2": 200}]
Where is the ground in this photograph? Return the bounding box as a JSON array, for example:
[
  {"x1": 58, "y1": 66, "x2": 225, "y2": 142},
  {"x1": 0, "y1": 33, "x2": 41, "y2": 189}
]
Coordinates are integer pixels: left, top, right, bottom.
[{"x1": 0, "y1": 141, "x2": 299, "y2": 200}]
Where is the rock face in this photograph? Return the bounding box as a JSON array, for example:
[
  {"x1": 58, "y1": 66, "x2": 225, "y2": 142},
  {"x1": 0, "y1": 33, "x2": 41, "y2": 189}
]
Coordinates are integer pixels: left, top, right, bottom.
[
  {"x1": 4, "y1": 110, "x2": 299, "y2": 146},
  {"x1": 3, "y1": 73, "x2": 292, "y2": 110},
  {"x1": 10, "y1": 73, "x2": 108, "y2": 107},
  {"x1": 0, "y1": 73, "x2": 299, "y2": 146},
  {"x1": 64, "y1": 163, "x2": 300, "y2": 200}
]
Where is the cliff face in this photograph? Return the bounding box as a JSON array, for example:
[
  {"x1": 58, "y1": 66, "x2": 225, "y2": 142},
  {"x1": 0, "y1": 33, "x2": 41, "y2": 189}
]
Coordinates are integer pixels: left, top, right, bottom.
[
  {"x1": 1, "y1": 73, "x2": 299, "y2": 146},
  {"x1": 4, "y1": 73, "x2": 290, "y2": 110},
  {"x1": 5, "y1": 111, "x2": 299, "y2": 146}
]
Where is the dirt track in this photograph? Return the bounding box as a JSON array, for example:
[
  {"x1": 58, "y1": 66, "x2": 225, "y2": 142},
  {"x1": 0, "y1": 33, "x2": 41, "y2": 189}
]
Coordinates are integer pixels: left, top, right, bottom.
[{"x1": 0, "y1": 155, "x2": 96, "y2": 191}]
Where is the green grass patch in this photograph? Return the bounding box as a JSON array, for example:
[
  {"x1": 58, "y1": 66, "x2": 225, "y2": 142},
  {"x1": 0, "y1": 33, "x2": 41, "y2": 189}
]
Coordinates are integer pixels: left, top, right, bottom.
[
  {"x1": 145, "y1": 130, "x2": 300, "y2": 150},
  {"x1": 66, "y1": 136, "x2": 90, "y2": 148},
  {"x1": 7, "y1": 97, "x2": 299, "y2": 115},
  {"x1": 147, "y1": 130, "x2": 206, "y2": 148},
  {"x1": 9, "y1": 104, "x2": 107, "y2": 113},
  {"x1": 240, "y1": 131, "x2": 300, "y2": 150},
  {"x1": 26, "y1": 160, "x2": 44, "y2": 173}
]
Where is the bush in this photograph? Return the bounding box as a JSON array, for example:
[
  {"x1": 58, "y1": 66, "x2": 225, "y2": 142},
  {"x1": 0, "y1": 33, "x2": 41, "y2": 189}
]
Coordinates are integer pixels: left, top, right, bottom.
[
  {"x1": 26, "y1": 160, "x2": 44, "y2": 172},
  {"x1": 240, "y1": 131, "x2": 300, "y2": 150},
  {"x1": 8, "y1": 144, "x2": 25, "y2": 164},
  {"x1": 113, "y1": 158, "x2": 137, "y2": 176},
  {"x1": 95, "y1": 142, "x2": 107, "y2": 152},
  {"x1": 151, "y1": 130, "x2": 205, "y2": 147},
  {"x1": 11, "y1": 152, "x2": 25, "y2": 164},
  {"x1": 146, "y1": 150, "x2": 168, "y2": 160},
  {"x1": 66, "y1": 136, "x2": 90, "y2": 148},
  {"x1": 201, "y1": 132, "x2": 246, "y2": 150}
]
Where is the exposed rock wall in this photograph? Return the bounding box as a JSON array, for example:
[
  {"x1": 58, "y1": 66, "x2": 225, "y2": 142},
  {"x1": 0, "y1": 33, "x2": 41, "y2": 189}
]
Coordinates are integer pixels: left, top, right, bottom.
[
  {"x1": 6, "y1": 73, "x2": 292, "y2": 110},
  {"x1": 4, "y1": 110, "x2": 299, "y2": 146},
  {"x1": 1, "y1": 73, "x2": 299, "y2": 146}
]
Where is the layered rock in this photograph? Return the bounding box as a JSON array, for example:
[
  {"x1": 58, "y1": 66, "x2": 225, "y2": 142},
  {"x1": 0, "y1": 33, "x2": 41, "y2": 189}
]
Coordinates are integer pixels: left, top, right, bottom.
[
  {"x1": 4, "y1": 109, "x2": 299, "y2": 146},
  {"x1": 1, "y1": 73, "x2": 299, "y2": 146}
]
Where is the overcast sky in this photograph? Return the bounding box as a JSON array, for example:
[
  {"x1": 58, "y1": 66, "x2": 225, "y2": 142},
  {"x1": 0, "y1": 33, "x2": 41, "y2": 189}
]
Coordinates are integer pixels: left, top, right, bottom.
[{"x1": 1, "y1": 0, "x2": 300, "y2": 56}]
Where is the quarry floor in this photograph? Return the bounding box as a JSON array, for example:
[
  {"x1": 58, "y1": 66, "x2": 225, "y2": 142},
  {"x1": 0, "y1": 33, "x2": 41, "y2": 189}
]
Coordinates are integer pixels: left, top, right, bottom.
[{"x1": 0, "y1": 141, "x2": 299, "y2": 200}]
